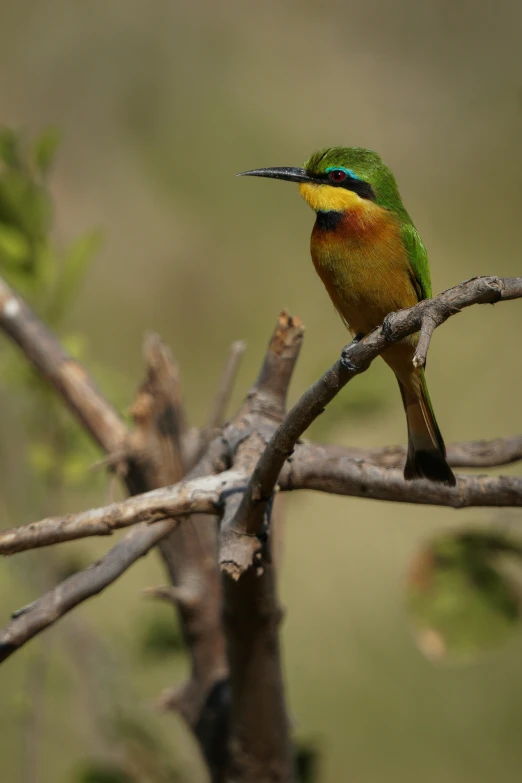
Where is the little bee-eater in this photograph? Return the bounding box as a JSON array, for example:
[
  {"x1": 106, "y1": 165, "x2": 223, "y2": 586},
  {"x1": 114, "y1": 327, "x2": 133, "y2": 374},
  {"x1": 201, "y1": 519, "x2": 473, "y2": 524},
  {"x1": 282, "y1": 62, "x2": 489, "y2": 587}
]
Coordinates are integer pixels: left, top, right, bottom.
[{"x1": 239, "y1": 147, "x2": 456, "y2": 486}]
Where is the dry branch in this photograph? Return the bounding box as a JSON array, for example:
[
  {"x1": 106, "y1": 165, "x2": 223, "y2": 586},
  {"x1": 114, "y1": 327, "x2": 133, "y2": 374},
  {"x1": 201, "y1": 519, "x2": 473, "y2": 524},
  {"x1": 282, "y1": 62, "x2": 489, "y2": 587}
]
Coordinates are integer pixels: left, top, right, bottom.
[
  {"x1": 282, "y1": 445, "x2": 522, "y2": 507},
  {"x1": 222, "y1": 499, "x2": 293, "y2": 783},
  {"x1": 0, "y1": 438, "x2": 229, "y2": 659},
  {"x1": 311, "y1": 434, "x2": 522, "y2": 470},
  {"x1": 0, "y1": 469, "x2": 244, "y2": 554},
  {"x1": 221, "y1": 275, "x2": 522, "y2": 576},
  {"x1": 4, "y1": 278, "x2": 519, "y2": 560},
  {"x1": 216, "y1": 314, "x2": 303, "y2": 781},
  {"x1": 4, "y1": 458, "x2": 521, "y2": 556},
  {"x1": 0, "y1": 277, "x2": 126, "y2": 453},
  {"x1": 0, "y1": 518, "x2": 177, "y2": 663},
  {"x1": 218, "y1": 313, "x2": 304, "y2": 577},
  {"x1": 131, "y1": 335, "x2": 229, "y2": 780}
]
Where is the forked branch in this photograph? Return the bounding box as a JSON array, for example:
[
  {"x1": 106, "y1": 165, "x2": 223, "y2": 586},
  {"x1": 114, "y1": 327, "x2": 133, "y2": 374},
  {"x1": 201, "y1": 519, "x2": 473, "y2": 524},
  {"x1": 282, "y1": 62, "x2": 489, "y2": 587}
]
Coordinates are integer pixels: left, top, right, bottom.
[
  {"x1": 0, "y1": 518, "x2": 177, "y2": 663},
  {"x1": 221, "y1": 275, "x2": 522, "y2": 575},
  {"x1": 0, "y1": 276, "x2": 521, "y2": 670}
]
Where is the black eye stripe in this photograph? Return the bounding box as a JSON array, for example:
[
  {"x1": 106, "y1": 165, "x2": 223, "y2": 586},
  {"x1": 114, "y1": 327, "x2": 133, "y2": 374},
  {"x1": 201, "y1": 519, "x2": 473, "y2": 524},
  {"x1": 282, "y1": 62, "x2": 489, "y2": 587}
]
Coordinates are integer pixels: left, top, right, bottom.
[{"x1": 316, "y1": 171, "x2": 376, "y2": 201}]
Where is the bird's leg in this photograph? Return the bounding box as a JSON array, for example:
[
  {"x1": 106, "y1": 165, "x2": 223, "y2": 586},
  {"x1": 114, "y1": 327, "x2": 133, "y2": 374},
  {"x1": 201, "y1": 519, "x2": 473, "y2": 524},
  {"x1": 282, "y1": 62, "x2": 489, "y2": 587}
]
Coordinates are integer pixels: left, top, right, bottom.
[{"x1": 340, "y1": 332, "x2": 364, "y2": 372}]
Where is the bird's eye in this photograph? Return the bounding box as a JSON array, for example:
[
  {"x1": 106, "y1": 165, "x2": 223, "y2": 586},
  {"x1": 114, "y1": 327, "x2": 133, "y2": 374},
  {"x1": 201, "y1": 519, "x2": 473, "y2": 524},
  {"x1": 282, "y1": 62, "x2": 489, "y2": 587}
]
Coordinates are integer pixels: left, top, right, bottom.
[{"x1": 329, "y1": 169, "x2": 347, "y2": 183}]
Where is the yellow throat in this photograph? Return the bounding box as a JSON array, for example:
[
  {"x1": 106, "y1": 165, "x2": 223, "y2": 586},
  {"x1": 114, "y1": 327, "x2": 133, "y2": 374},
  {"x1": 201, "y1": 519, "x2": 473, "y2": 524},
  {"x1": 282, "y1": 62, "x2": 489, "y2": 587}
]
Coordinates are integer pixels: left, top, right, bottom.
[{"x1": 299, "y1": 182, "x2": 362, "y2": 212}]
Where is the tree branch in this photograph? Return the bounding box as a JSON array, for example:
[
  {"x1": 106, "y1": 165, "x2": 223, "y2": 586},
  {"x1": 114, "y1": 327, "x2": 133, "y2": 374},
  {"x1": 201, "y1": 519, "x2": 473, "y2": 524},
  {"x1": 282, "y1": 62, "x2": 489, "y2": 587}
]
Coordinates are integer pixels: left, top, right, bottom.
[
  {"x1": 0, "y1": 518, "x2": 177, "y2": 663},
  {"x1": 0, "y1": 277, "x2": 127, "y2": 453},
  {"x1": 221, "y1": 501, "x2": 293, "y2": 783},
  {"x1": 0, "y1": 468, "x2": 243, "y2": 554},
  {"x1": 4, "y1": 463, "x2": 521, "y2": 557},
  {"x1": 219, "y1": 312, "x2": 304, "y2": 578},
  {"x1": 299, "y1": 434, "x2": 522, "y2": 470},
  {"x1": 130, "y1": 335, "x2": 229, "y2": 781},
  {"x1": 215, "y1": 314, "x2": 303, "y2": 779},
  {"x1": 281, "y1": 445, "x2": 522, "y2": 507},
  {"x1": 0, "y1": 436, "x2": 229, "y2": 661},
  {"x1": 221, "y1": 276, "x2": 522, "y2": 575}
]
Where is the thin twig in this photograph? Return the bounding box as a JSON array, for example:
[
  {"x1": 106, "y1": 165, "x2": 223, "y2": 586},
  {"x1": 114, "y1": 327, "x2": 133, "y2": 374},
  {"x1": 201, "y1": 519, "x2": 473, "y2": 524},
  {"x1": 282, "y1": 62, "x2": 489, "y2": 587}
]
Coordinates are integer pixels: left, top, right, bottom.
[
  {"x1": 205, "y1": 340, "x2": 247, "y2": 435},
  {"x1": 142, "y1": 584, "x2": 200, "y2": 610}
]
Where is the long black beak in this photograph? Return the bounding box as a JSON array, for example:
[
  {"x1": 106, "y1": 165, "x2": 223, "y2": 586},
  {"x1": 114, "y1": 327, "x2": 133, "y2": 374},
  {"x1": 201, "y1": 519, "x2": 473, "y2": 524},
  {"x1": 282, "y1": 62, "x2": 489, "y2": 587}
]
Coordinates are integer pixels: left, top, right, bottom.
[{"x1": 237, "y1": 166, "x2": 315, "y2": 184}]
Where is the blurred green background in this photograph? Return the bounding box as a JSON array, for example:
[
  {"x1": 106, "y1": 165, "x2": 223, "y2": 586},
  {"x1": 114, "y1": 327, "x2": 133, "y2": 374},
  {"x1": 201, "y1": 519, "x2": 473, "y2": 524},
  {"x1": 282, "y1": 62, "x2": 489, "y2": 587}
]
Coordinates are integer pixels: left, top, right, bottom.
[{"x1": 1, "y1": 1, "x2": 522, "y2": 781}]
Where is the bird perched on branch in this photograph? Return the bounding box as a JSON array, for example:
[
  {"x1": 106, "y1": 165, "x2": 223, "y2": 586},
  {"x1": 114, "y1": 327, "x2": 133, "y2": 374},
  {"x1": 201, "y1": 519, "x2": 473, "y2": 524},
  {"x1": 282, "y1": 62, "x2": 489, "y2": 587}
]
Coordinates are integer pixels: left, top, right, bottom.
[{"x1": 238, "y1": 147, "x2": 456, "y2": 486}]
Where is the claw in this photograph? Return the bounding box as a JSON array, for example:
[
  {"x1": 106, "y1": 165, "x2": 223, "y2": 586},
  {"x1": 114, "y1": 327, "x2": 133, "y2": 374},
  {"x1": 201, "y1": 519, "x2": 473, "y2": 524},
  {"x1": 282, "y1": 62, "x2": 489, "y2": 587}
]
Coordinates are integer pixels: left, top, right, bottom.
[
  {"x1": 340, "y1": 345, "x2": 360, "y2": 372},
  {"x1": 382, "y1": 314, "x2": 397, "y2": 342}
]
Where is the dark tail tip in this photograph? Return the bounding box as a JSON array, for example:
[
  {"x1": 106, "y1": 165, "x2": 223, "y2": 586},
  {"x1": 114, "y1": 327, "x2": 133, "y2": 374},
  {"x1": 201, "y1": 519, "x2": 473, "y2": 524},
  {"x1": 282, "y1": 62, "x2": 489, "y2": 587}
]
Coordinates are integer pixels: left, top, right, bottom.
[{"x1": 404, "y1": 449, "x2": 456, "y2": 487}]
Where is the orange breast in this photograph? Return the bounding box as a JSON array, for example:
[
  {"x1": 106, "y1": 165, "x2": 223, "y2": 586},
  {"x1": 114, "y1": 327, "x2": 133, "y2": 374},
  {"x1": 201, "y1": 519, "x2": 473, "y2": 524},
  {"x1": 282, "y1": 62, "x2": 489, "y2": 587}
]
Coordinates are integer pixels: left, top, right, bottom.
[{"x1": 310, "y1": 203, "x2": 419, "y2": 337}]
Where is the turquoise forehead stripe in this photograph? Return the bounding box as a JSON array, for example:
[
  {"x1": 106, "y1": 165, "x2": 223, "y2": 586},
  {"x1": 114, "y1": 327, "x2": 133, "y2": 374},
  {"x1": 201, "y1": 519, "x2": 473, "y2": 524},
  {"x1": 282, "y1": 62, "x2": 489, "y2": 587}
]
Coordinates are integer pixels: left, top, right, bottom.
[{"x1": 325, "y1": 165, "x2": 359, "y2": 180}]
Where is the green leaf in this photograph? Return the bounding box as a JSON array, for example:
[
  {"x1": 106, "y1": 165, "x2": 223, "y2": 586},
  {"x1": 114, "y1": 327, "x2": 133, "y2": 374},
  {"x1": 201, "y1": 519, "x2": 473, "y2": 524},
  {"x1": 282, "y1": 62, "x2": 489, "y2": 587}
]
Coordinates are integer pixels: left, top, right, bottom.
[
  {"x1": 406, "y1": 529, "x2": 522, "y2": 663},
  {"x1": 32, "y1": 127, "x2": 61, "y2": 177}
]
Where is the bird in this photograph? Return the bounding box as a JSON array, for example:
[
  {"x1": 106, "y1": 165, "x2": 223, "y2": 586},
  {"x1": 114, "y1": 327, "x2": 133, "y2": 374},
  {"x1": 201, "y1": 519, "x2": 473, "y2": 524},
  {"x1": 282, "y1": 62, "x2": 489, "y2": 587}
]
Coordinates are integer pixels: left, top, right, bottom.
[{"x1": 238, "y1": 147, "x2": 456, "y2": 486}]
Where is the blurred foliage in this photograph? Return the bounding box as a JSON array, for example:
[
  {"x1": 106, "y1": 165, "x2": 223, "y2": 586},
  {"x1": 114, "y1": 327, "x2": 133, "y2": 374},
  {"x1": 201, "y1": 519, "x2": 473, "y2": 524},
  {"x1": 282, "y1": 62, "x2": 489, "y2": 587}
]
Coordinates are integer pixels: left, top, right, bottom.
[
  {"x1": 0, "y1": 127, "x2": 104, "y2": 489},
  {"x1": 67, "y1": 626, "x2": 188, "y2": 783},
  {"x1": 295, "y1": 738, "x2": 321, "y2": 783},
  {"x1": 139, "y1": 611, "x2": 185, "y2": 660},
  {"x1": 406, "y1": 529, "x2": 522, "y2": 663},
  {"x1": 107, "y1": 711, "x2": 183, "y2": 783},
  {"x1": 0, "y1": 126, "x2": 102, "y2": 312},
  {"x1": 75, "y1": 763, "x2": 136, "y2": 783}
]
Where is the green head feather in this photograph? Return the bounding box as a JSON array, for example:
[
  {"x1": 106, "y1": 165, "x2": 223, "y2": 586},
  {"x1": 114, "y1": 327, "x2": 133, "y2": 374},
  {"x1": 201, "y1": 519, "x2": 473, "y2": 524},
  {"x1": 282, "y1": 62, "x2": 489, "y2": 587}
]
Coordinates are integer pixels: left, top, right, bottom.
[{"x1": 304, "y1": 147, "x2": 411, "y2": 221}]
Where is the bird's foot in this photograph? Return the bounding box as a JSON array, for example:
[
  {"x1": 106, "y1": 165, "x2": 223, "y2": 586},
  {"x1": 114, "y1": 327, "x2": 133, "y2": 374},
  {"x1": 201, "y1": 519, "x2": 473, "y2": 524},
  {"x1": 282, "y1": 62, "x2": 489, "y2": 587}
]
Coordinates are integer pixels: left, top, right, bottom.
[
  {"x1": 382, "y1": 313, "x2": 398, "y2": 342},
  {"x1": 340, "y1": 341, "x2": 361, "y2": 372}
]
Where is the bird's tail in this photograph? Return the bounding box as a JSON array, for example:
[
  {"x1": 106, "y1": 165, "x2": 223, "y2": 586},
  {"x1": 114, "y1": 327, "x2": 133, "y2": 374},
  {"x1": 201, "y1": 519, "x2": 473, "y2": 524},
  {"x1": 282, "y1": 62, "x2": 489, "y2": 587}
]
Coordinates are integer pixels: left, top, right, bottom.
[{"x1": 398, "y1": 369, "x2": 456, "y2": 486}]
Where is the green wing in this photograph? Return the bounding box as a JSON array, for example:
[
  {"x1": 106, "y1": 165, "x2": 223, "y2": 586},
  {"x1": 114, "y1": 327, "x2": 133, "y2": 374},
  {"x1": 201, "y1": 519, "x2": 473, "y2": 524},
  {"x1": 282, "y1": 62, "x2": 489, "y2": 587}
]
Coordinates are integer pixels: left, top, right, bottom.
[{"x1": 401, "y1": 222, "x2": 432, "y2": 302}]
